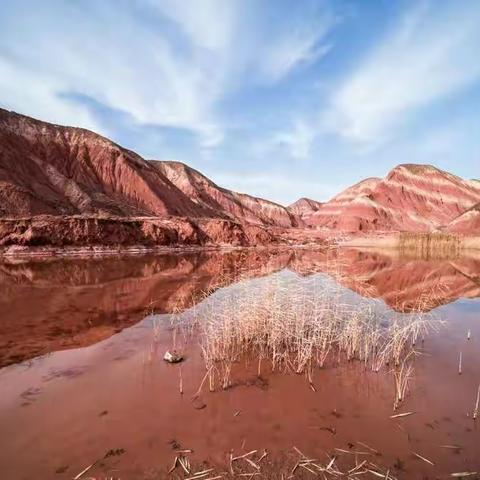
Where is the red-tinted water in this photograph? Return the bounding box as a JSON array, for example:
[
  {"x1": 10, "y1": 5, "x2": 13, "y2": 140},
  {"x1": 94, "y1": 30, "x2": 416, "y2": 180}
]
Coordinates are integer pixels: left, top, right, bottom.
[{"x1": 0, "y1": 249, "x2": 479, "y2": 479}]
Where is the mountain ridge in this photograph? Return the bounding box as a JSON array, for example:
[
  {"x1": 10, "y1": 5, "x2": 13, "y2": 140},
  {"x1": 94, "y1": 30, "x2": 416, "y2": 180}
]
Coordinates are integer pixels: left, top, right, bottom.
[{"x1": 0, "y1": 108, "x2": 479, "y2": 248}]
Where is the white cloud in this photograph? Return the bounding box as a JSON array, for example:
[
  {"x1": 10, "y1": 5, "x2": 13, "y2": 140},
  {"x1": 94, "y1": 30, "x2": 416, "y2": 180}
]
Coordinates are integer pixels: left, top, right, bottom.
[
  {"x1": 149, "y1": 0, "x2": 236, "y2": 52},
  {"x1": 0, "y1": 56, "x2": 103, "y2": 134},
  {"x1": 270, "y1": 121, "x2": 316, "y2": 160},
  {"x1": 325, "y1": 0, "x2": 480, "y2": 144},
  {"x1": 256, "y1": 27, "x2": 334, "y2": 84},
  {"x1": 0, "y1": 0, "x2": 337, "y2": 150},
  {"x1": 0, "y1": 1, "x2": 224, "y2": 146}
]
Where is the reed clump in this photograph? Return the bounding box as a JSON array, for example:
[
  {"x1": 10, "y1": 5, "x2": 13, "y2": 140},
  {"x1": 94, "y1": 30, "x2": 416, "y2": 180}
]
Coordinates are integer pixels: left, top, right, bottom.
[
  {"x1": 398, "y1": 232, "x2": 461, "y2": 260},
  {"x1": 190, "y1": 269, "x2": 440, "y2": 396}
]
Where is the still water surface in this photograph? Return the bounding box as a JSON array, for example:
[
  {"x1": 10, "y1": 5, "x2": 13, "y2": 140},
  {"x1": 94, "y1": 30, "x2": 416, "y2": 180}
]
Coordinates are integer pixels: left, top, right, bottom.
[{"x1": 0, "y1": 248, "x2": 479, "y2": 478}]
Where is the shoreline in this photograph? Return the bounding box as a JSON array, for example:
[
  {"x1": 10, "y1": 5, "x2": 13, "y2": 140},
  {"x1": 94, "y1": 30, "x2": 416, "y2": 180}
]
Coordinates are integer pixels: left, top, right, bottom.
[
  {"x1": 0, "y1": 242, "x2": 329, "y2": 259},
  {"x1": 1, "y1": 232, "x2": 478, "y2": 259}
]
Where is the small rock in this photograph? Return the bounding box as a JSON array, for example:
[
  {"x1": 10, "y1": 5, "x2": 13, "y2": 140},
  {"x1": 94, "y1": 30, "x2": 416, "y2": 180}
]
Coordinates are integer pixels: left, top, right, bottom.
[{"x1": 163, "y1": 350, "x2": 184, "y2": 363}]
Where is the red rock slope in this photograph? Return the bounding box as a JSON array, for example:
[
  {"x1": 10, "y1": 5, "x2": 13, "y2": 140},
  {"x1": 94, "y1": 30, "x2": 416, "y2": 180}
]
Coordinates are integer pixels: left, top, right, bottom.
[
  {"x1": 446, "y1": 203, "x2": 480, "y2": 233},
  {"x1": 0, "y1": 109, "x2": 294, "y2": 228},
  {"x1": 0, "y1": 108, "x2": 219, "y2": 218},
  {"x1": 307, "y1": 165, "x2": 480, "y2": 233},
  {"x1": 0, "y1": 109, "x2": 297, "y2": 247},
  {"x1": 287, "y1": 197, "x2": 323, "y2": 222},
  {"x1": 152, "y1": 161, "x2": 297, "y2": 228}
]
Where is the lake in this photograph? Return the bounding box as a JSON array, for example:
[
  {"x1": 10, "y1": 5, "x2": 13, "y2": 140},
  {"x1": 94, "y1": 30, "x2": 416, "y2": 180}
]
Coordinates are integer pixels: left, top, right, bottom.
[{"x1": 0, "y1": 248, "x2": 479, "y2": 479}]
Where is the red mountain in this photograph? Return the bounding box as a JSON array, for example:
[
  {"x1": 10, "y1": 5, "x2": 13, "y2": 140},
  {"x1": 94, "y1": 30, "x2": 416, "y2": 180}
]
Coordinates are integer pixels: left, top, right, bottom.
[
  {"x1": 306, "y1": 165, "x2": 480, "y2": 233},
  {"x1": 287, "y1": 197, "x2": 323, "y2": 222},
  {"x1": 0, "y1": 108, "x2": 479, "y2": 248},
  {"x1": 152, "y1": 161, "x2": 296, "y2": 228},
  {"x1": 0, "y1": 109, "x2": 217, "y2": 218},
  {"x1": 0, "y1": 109, "x2": 296, "y2": 247}
]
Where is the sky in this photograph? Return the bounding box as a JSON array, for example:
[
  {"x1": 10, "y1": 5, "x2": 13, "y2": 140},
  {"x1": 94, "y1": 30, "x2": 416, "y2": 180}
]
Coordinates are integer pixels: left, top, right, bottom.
[{"x1": 1, "y1": 0, "x2": 479, "y2": 205}]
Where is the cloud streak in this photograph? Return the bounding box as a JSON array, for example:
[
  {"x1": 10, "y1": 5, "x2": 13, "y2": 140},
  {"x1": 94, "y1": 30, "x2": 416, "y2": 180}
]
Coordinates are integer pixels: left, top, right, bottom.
[
  {"x1": 326, "y1": 0, "x2": 480, "y2": 144},
  {"x1": 0, "y1": 0, "x2": 336, "y2": 150}
]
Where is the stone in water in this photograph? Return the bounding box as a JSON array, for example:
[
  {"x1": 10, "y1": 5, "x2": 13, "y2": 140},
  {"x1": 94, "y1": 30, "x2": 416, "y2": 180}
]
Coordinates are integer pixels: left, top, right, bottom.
[{"x1": 163, "y1": 350, "x2": 183, "y2": 363}]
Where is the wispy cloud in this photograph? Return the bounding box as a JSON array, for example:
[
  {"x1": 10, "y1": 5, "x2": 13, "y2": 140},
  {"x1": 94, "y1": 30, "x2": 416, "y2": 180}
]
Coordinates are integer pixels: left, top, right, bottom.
[
  {"x1": 0, "y1": 0, "x2": 336, "y2": 150},
  {"x1": 249, "y1": 1, "x2": 336, "y2": 83},
  {"x1": 268, "y1": 121, "x2": 317, "y2": 160},
  {"x1": 325, "y1": 0, "x2": 480, "y2": 144},
  {"x1": 1, "y1": 0, "x2": 478, "y2": 203}
]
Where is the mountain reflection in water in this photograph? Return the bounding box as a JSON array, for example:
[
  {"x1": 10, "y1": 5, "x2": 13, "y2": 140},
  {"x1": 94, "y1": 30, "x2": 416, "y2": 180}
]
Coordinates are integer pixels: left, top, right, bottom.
[{"x1": 0, "y1": 247, "x2": 479, "y2": 367}]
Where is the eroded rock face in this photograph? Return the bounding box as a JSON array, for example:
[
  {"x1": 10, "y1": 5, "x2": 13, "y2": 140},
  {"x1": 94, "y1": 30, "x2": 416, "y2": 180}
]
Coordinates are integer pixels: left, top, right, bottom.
[
  {"x1": 152, "y1": 161, "x2": 297, "y2": 228},
  {"x1": 287, "y1": 198, "x2": 323, "y2": 223},
  {"x1": 0, "y1": 216, "x2": 275, "y2": 248},
  {"x1": 0, "y1": 109, "x2": 215, "y2": 219},
  {"x1": 446, "y1": 203, "x2": 480, "y2": 233},
  {"x1": 0, "y1": 109, "x2": 285, "y2": 247},
  {"x1": 307, "y1": 165, "x2": 480, "y2": 233}
]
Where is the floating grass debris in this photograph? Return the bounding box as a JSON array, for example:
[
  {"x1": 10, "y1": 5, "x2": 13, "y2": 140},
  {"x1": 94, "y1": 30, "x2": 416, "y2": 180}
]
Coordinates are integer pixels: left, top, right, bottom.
[
  {"x1": 390, "y1": 411, "x2": 415, "y2": 419},
  {"x1": 412, "y1": 452, "x2": 434, "y2": 466}
]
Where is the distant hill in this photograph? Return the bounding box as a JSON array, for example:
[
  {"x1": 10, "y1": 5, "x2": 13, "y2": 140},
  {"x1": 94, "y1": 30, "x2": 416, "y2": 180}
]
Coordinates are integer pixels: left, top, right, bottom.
[
  {"x1": 287, "y1": 197, "x2": 323, "y2": 221},
  {"x1": 305, "y1": 165, "x2": 480, "y2": 233}
]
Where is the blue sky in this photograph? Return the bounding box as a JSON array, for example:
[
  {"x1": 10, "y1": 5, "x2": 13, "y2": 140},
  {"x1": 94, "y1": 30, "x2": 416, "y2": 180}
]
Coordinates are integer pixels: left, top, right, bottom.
[{"x1": 1, "y1": 0, "x2": 479, "y2": 205}]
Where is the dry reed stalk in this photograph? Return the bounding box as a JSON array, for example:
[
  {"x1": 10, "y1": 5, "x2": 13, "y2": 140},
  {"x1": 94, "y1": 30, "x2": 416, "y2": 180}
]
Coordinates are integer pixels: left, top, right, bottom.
[
  {"x1": 393, "y1": 357, "x2": 414, "y2": 409},
  {"x1": 192, "y1": 468, "x2": 215, "y2": 476},
  {"x1": 390, "y1": 411, "x2": 415, "y2": 419},
  {"x1": 178, "y1": 456, "x2": 190, "y2": 474},
  {"x1": 348, "y1": 460, "x2": 367, "y2": 473},
  {"x1": 473, "y1": 383, "x2": 480, "y2": 420},
  {"x1": 244, "y1": 458, "x2": 260, "y2": 470},
  {"x1": 258, "y1": 450, "x2": 268, "y2": 462},
  {"x1": 74, "y1": 461, "x2": 97, "y2": 480},
  {"x1": 232, "y1": 450, "x2": 257, "y2": 461},
  {"x1": 168, "y1": 456, "x2": 178, "y2": 474},
  {"x1": 366, "y1": 469, "x2": 386, "y2": 478},
  {"x1": 193, "y1": 367, "x2": 213, "y2": 398},
  {"x1": 356, "y1": 442, "x2": 379, "y2": 454},
  {"x1": 412, "y1": 452, "x2": 434, "y2": 466},
  {"x1": 185, "y1": 471, "x2": 213, "y2": 480},
  {"x1": 208, "y1": 369, "x2": 215, "y2": 392}
]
